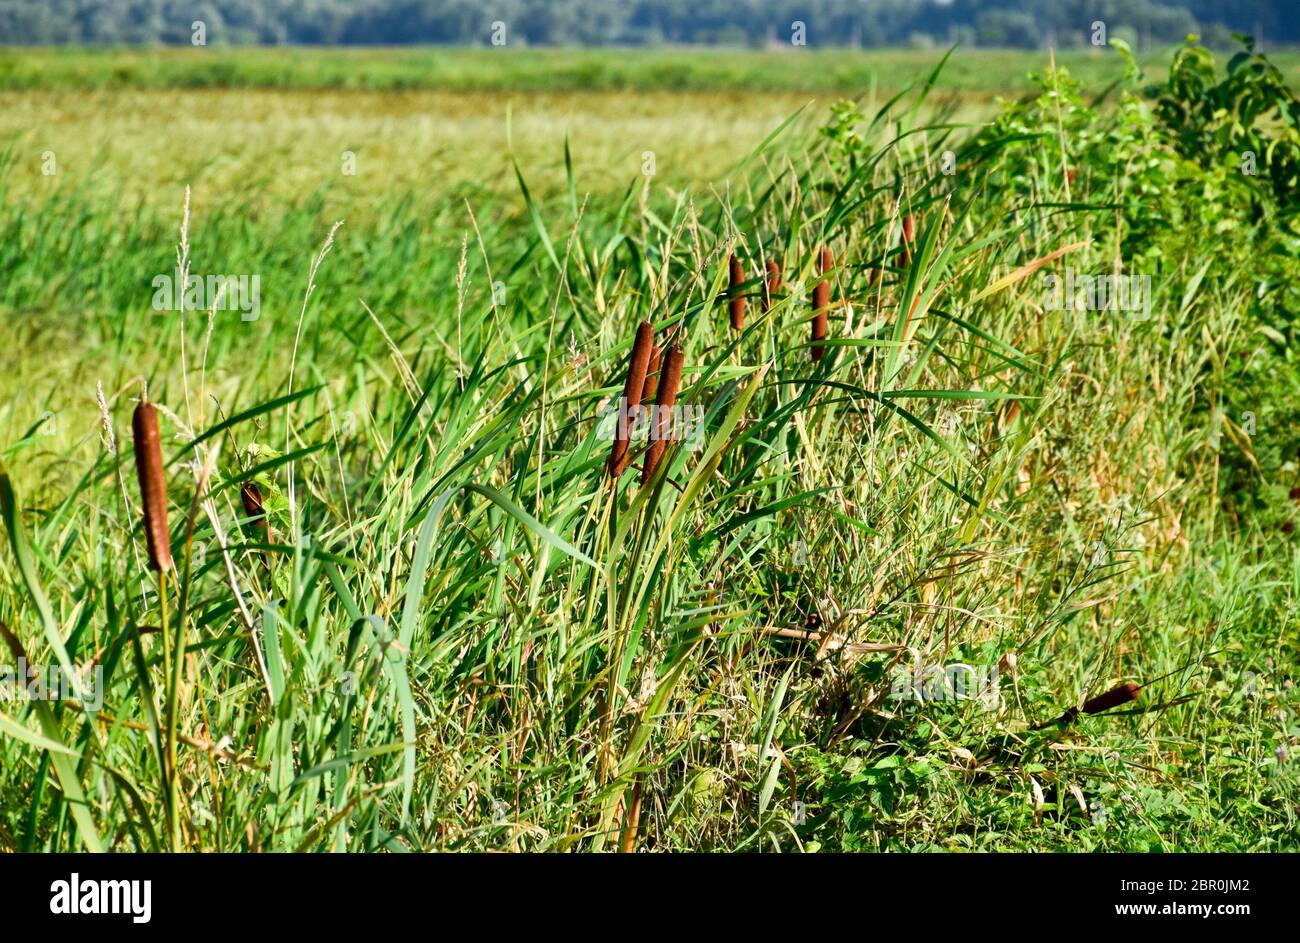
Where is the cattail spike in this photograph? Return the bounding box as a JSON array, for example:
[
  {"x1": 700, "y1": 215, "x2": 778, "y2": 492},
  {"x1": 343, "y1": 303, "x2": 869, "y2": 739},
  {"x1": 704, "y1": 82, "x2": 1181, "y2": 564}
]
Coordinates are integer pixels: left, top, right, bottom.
[
  {"x1": 640, "y1": 345, "x2": 662, "y2": 403},
  {"x1": 132, "y1": 401, "x2": 172, "y2": 572},
  {"x1": 728, "y1": 253, "x2": 746, "y2": 330},
  {"x1": 641, "y1": 344, "x2": 686, "y2": 485},
  {"x1": 1033, "y1": 682, "x2": 1141, "y2": 730},
  {"x1": 900, "y1": 214, "x2": 916, "y2": 267},
  {"x1": 241, "y1": 481, "x2": 268, "y2": 533},
  {"x1": 762, "y1": 259, "x2": 781, "y2": 314},
  {"x1": 1082, "y1": 682, "x2": 1141, "y2": 715},
  {"x1": 811, "y1": 247, "x2": 832, "y2": 362},
  {"x1": 607, "y1": 321, "x2": 656, "y2": 480}
]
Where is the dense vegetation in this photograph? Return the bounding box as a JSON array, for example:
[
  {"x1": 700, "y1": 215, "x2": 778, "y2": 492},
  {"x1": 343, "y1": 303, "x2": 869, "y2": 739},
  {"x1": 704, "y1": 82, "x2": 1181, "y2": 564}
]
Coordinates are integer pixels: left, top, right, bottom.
[
  {"x1": 5, "y1": 44, "x2": 1298, "y2": 95},
  {"x1": 1, "y1": 0, "x2": 1295, "y2": 48},
  {"x1": 0, "y1": 40, "x2": 1297, "y2": 851}
]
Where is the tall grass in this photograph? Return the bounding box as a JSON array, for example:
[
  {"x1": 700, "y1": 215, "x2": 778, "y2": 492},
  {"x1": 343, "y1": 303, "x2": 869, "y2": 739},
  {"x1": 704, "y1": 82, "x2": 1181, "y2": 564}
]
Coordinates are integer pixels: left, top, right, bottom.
[{"x1": 0, "y1": 46, "x2": 1297, "y2": 852}]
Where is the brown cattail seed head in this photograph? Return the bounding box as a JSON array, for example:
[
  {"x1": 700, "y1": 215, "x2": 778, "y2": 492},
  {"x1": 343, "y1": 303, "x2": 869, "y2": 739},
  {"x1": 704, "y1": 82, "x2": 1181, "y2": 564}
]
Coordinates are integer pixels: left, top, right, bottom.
[
  {"x1": 607, "y1": 321, "x2": 655, "y2": 480},
  {"x1": 900, "y1": 214, "x2": 916, "y2": 267},
  {"x1": 240, "y1": 481, "x2": 265, "y2": 520},
  {"x1": 241, "y1": 481, "x2": 267, "y2": 530},
  {"x1": 762, "y1": 260, "x2": 781, "y2": 314},
  {"x1": 728, "y1": 253, "x2": 746, "y2": 330},
  {"x1": 811, "y1": 247, "x2": 832, "y2": 362},
  {"x1": 1082, "y1": 683, "x2": 1140, "y2": 715},
  {"x1": 641, "y1": 344, "x2": 686, "y2": 485},
  {"x1": 640, "y1": 345, "x2": 662, "y2": 404},
  {"x1": 132, "y1": 402, "x2": 172, "y2": 572}
]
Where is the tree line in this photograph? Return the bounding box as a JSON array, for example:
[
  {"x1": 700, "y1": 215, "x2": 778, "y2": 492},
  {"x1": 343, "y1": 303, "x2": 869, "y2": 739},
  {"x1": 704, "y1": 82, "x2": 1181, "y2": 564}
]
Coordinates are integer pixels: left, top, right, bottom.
[{"x1": 0, "y1": 0, "x2": 1291, "y2": 47}]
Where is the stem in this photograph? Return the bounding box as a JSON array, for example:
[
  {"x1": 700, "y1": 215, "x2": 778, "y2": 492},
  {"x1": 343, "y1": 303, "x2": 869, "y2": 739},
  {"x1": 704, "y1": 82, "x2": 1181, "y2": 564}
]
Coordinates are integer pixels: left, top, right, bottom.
[{"x1": 159, "y1": 567, "x2": 181, "y2": 851}]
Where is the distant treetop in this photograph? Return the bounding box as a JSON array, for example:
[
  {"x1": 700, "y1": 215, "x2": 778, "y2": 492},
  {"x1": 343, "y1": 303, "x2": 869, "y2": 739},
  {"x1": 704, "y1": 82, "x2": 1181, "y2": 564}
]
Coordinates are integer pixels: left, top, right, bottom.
[{"x1": 0, "y1": 0, "x2": 1293, "y2": 48}]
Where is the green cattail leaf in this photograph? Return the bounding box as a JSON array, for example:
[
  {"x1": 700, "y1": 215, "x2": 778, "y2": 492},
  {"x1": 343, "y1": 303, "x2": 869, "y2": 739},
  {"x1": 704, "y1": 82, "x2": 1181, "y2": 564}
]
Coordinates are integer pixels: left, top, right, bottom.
[{"x1": 0, "y1": 710, "x2": 80, "y2": 757}]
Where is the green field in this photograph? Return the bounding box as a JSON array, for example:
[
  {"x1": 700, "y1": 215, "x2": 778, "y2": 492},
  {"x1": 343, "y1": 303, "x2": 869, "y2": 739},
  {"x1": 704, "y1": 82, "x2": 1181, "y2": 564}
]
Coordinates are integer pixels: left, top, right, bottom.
[
  {"x1": 13, "y1": 45, "x2": 1300, "y2": 92},
  {"x1": 1, "y1": 44, "x2": 1298, "y2": 852}
]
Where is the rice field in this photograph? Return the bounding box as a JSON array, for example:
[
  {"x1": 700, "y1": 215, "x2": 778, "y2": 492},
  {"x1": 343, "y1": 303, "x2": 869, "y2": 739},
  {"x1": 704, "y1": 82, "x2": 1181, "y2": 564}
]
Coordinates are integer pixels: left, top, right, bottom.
[{"x1": 0, "y1": 44, "x2": 1298, "y2": 852}]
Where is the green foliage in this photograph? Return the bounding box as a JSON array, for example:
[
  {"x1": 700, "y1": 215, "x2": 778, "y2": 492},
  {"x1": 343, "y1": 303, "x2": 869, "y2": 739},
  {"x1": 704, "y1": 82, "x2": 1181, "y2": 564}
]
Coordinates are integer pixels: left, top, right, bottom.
[
  {"x1": 1158, "y1": 35, "x2": 1300, "y2": 208},
  {"x1": 0, "y1": 44, "x2": 1298, "y2": 852}
]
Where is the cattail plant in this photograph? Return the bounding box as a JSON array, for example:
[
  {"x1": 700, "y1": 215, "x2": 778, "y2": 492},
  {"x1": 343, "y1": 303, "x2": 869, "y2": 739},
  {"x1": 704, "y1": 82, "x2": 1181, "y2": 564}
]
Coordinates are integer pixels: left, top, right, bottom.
[
  {"x1": 241, "y1": 481, "x2": 270, "y2": 550},
  {"x1": 133, "y1": 396, "x2": 186, "y2": 850},
  {"x1": 641, "y1": 343, "x2": 685, "y2": 484},
  {"x1": 618, "y1": 774, "x2": 644, "y2": 854},
  {"x1": 811, "y1": 247, "x2": 832, "y2": 362},
  {"x1": 1082, "y1": 682, "x2": 1141, "y2": 715},
  {"x1": 607, "y1": 321, "x2": 655, "y2": 480},
  {"x1": 762, "y1": 259, "x2": 781, "y2": 314},
  {"x1": 1034, "y1": 682, "x2": 1140, "y2": 729},
  {"x1": 132, "y1": 401, "x2": 172, "y2": 572},
  {"x1": 900, "y1": 214, "x2": 916, "y2": 267},
  {"x1": 640, "y1": 345, "x2": 662, "y2": 403},
  {"x1": 728, "y1": 253, "x2": 746, "y2": 330}
]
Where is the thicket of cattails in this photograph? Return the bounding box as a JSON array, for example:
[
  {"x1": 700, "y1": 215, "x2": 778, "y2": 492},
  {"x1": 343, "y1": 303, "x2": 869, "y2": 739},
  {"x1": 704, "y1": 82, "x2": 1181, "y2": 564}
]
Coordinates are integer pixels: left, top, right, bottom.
[
  {"x1": 607, "y1": 321, "x2": 655, "y2": 480},
  {"x1": 132, "y1": 400, "x2": 172, "y2": 572},
  {"x1": 642, "y1": 343, "x2": 685, "y2": 484},
  {"x1": 762, "y1": 259, "x2": 781, "y2": 314},
  {"x1": 728, "y1": 253, "x2": 746, "y2": 330},
  {"x1": 900, "y1": 214, "x2": 916, "y2": 267},
  {"x1": 811, "y1": 247, "x2": 832, "y2": 362}
]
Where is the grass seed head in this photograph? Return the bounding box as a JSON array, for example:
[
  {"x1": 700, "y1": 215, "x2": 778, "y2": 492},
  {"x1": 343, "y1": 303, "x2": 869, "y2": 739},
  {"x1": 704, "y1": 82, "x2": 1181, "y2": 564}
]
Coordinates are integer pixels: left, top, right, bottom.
[{"x1": 131, "y1": 401, "x2": 172, "y2": 572}]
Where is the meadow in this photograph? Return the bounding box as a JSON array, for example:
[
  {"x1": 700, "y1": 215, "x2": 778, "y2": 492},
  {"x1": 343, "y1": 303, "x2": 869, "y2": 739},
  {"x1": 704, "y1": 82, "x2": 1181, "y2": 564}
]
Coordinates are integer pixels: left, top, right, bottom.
[{"x1": 0, "y1": 43, "x2": 1298, "y2": 852}]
